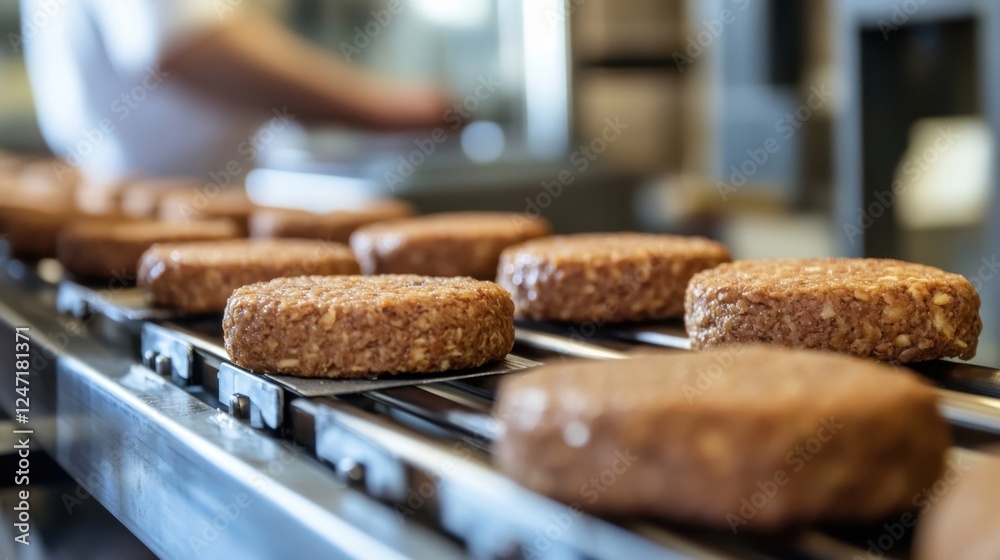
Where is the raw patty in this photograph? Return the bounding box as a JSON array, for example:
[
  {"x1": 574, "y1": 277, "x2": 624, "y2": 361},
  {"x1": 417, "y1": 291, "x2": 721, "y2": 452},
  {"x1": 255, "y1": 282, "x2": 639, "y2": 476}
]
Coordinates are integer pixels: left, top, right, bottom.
[
  {"x1": 0, "y1": 205, "x2": 76, "y2": 260},
  {"x1": 224, "y1": 275, "x2": 515, "y2": 377},
  {"x1": 249, "y1": 199, "x2": 416, "y2": 243},
  {"x1": 684, "y1": 258, "x2": 981, "y2": 362},
  {"x1": 350, "y1": 212, "x2": 552, "y2": 279},
  {"x1": 494, "y1": 346, "x2": 950, "y2": 531},
  {"x1": 157, "y1": 187, "x2": 253, "y2": 234},
  {"x1": 138, "y1": 239, "x2": 360, "y2": 313},
  {"x1": 497, "y1": 233, "x2": 730, "y2": 322},
  {"x1": 58, "y1": 219, "x2": 240, "y2": 281}
]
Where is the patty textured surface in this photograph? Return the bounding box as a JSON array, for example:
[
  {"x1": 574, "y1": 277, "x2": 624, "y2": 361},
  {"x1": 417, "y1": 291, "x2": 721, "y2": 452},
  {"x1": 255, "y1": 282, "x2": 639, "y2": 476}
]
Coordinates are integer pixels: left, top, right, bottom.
[
  {"x1": 913, "y1": 452, "x2": 1000, "y2": 560},
  {"x1": 58, "y1": 219, "x2": 240, "y2": 281},
  {"x1": 138, "y1": 239, "x2": 360, "y2": 312},
  {"x1": 494, "y1": 346, "x2": 950, "y2": 530},
  {"x1": 685, "y1": 258, "x2": 981, "y2": 362},
  {"x1": 497, "y1": 233, "x2": 731, "y2": 322},
  {"x1": 224, "y1": 275, "x2": 515, "y2": 377},
  {"x1": 350, "y1": 212, "x2": 552, "y2": 279},
  {"x1": 249, "y1": 199, "x2": 415, "y2": 242}
]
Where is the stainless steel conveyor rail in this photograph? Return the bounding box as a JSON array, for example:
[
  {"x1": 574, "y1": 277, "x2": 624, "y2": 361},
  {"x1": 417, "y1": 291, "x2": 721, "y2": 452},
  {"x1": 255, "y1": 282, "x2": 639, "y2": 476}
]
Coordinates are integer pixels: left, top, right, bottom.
[{"x1": 0, "y1": 264, "x2": 465, "y2": 559}]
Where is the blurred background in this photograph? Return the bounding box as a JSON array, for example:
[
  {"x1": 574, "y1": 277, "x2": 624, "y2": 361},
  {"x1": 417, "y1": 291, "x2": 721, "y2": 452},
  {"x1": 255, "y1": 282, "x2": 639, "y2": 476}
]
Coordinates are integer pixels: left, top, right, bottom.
[{"x1": 0, "y1": 0, "x2": 996, "y2": 365}]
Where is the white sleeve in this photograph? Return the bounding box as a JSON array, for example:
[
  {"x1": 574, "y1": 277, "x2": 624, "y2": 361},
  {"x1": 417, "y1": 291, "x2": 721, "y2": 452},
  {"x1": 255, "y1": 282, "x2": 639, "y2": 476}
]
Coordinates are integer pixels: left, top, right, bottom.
[{"x1": 85, "y1": 0, "x2": 238, "y2": 74}]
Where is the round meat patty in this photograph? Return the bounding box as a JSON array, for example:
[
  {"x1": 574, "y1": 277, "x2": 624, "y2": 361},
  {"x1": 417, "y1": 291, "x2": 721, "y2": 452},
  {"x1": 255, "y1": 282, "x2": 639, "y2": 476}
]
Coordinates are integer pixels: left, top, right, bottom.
[
  {"x1": 494, "y1": 346, "x2": 950, "y2": 531},
  {"x1": 158, "y1": 187, "x2": 253, "y2": 234},
  {"x1": 58, "y1": 219, "x2": 240, "y2": 281},
  {"x1": 497, "y1": 233, "x2": 731, "y2": 322},
  {"x1": 0, "y1": 205, "x2": 76, "y2": 260},
  {"x1": 138, "y1": 239, "x2": 360, "y2": 313},
  {"x1": 224, "y1": 275, "x2": 515, "y2": 377},
  {"x1": 685, "y1": 258, "x2": 982, "y2": 363},
  {"x1": 913, "y1": 451, "x2": 1000, "y2": 560},
  {"x1": 350, "y1": 212, "x2": 552, "y2": 279},
  {"x1": 249, "y1": 199, "x2": 416, "y2": 243}
]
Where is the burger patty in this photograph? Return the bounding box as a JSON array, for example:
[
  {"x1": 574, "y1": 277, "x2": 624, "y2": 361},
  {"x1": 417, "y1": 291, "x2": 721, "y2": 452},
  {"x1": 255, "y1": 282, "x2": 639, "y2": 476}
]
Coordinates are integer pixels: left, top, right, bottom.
[
  {"x1": 497, "y1": 233, "x2": 731, "y2": 322},
  {"x1": 0, "y1": 205, "x2": 75, "y2": 260},
  {"x1": 684, "y1": 258, "x2": 982, "y2": 362},
  {"x1": 350, "y1": 212, "x2": 552, "y2": 280},
  {"x1": 157, "y1": 187, "x2": 254, "y2": 235},
  {"x1": 58, "y1": 219, "x2": 240, "y2": 281},
  {"x1": 249, "y1": 199, "x2": 416, "y2": 242},
  {"x1": 223, "y1": 274, "x2": 515, "y2": 377},
  {"x1": 138, "y1": 239, "x2": 360, "y2": 313},
  {"x1": 494, "y1": 346, "x2": 950, "y2": 531}
]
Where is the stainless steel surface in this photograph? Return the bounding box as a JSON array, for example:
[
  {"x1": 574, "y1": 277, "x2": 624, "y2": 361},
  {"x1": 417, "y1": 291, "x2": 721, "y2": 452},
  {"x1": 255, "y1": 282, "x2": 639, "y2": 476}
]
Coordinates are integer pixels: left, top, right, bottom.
[
  {"x1": 936, "y1": 389, "x2": 1000, "y2": 433},
  {"x1": 56, "y1": 281, "x2": 205, "y2": 323},
  {"x1": 910, "y1": 359, "x2": 1000, "y2": 398},
  {"x1": 218, "y1": 363, "x2": 285, "y2": 433},
  {"x1": 601, "y1": 321, "x2": 692, "y2": 350},
  {"x1": 514, "y1": 326, "x2": 629, "y2": 360},
  {"x1": 229, "y1": 393, "x2": 250, "y2": 421},
  {"x1": 363, "y1": 385, "x2": 501, "y2": 442},
  {"x1": 299, "y1": 398, "x2": 733, "y2": 560},
  {"x1": 141, "y1": 322, "x2": 225, "y2": 392},
  {"x1": 0, "y1": 268, "x2": 466, "y2": 560},
  {"x1": 142, "y1": 323, "x2": 196, "y2": 384},
  {"x1": 265, "y1": 354, "x2": 538, "y2": 397}
]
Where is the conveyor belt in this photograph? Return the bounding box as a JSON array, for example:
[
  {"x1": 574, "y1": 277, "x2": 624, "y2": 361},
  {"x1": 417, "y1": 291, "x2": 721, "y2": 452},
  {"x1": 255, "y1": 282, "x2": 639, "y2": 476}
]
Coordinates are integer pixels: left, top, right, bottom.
[{"x1": 9, "y1": 261, "x2": 1000, "y2": 559}]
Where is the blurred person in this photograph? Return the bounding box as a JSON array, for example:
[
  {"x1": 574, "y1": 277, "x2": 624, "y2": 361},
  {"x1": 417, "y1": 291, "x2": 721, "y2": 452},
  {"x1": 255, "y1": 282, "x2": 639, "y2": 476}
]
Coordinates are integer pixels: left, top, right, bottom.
[{"x1": 19, "y1": 0, "x2": 447, "y2": 184}]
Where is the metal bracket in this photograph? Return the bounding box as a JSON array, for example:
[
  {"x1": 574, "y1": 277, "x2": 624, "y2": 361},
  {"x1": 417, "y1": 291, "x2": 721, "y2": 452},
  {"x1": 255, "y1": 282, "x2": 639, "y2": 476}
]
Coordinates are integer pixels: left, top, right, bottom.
[
  {"x1": 299, "y1": 400, "x2": 404, "y2": 502},
  {"x1": 141, "y1": 323, "x2": 197, "y2": 386},
  {"x1": 217, "y1": 363, "x2": 284, "y2": 433},
  {"x1": 55, "y1": 281, "x2": 93, "y2": 320}
]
